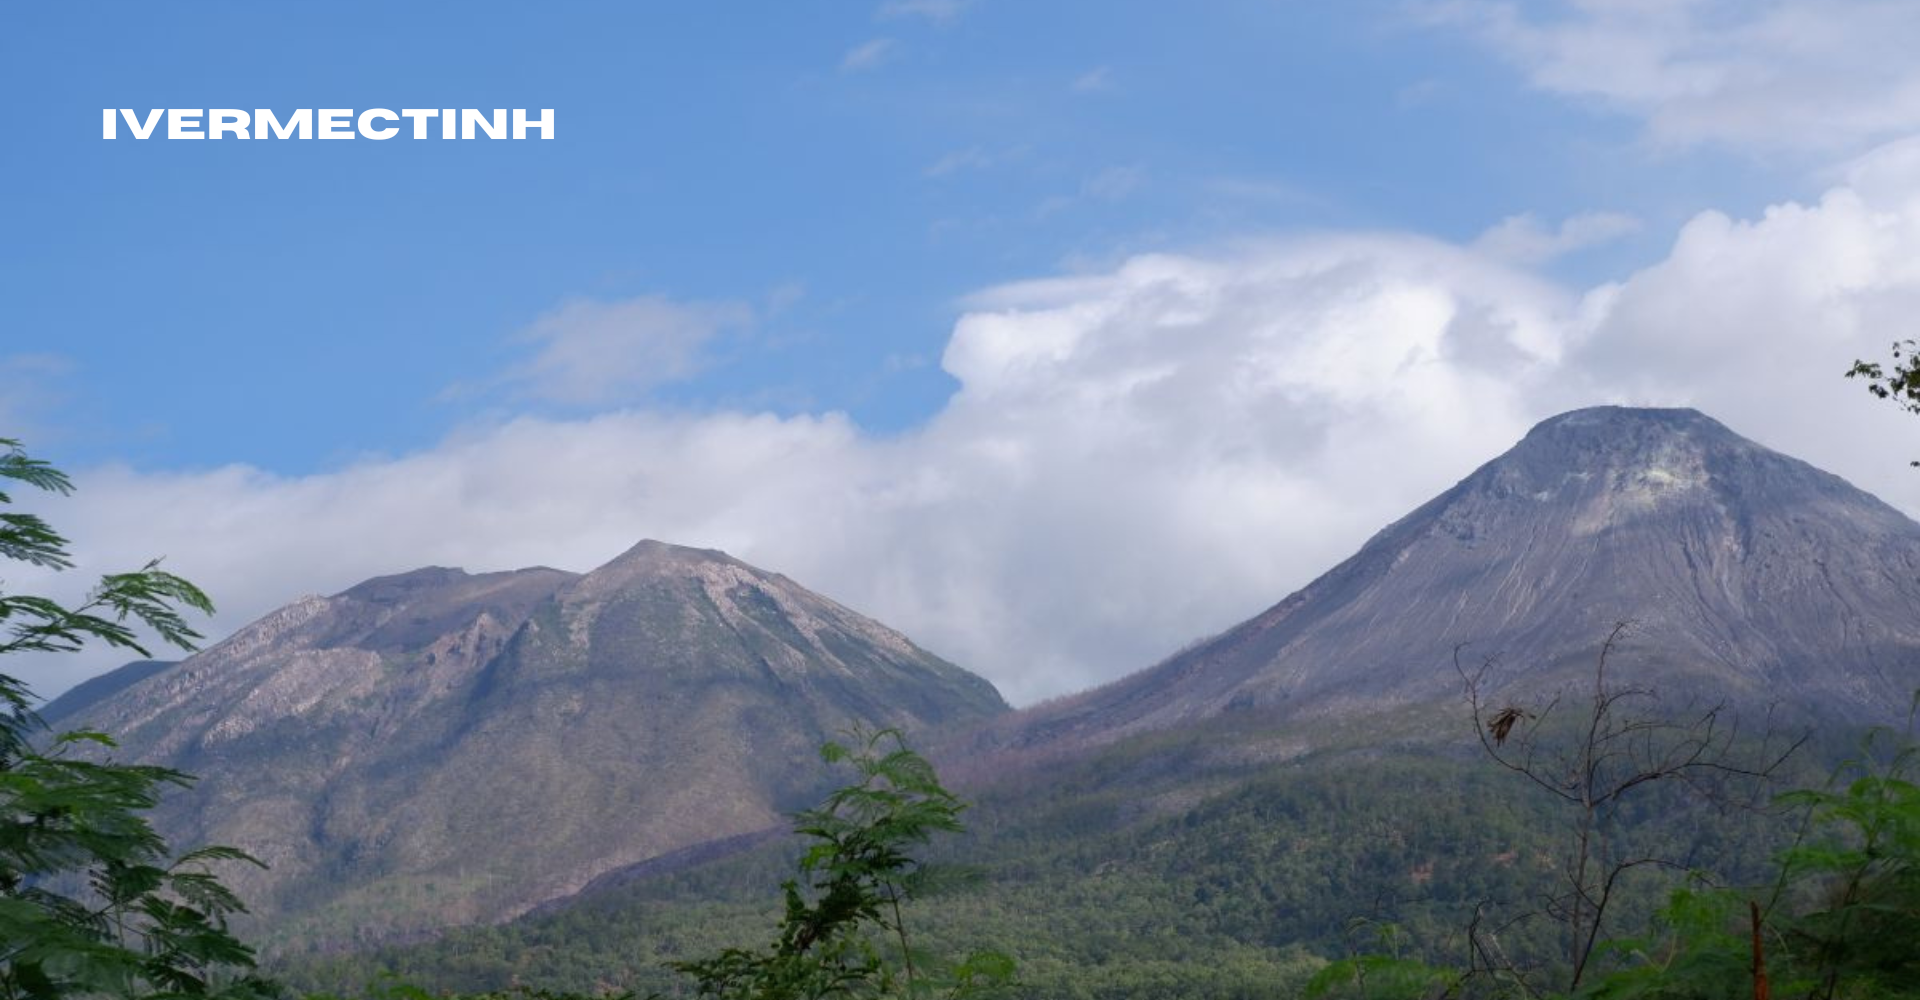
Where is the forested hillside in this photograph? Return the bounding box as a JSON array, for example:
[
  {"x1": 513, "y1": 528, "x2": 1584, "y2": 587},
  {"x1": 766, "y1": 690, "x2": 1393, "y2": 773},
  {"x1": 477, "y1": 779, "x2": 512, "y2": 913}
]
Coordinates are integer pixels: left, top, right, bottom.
[{"x1": 286, "y1": 710, "x2": 1834, "y2": 999}]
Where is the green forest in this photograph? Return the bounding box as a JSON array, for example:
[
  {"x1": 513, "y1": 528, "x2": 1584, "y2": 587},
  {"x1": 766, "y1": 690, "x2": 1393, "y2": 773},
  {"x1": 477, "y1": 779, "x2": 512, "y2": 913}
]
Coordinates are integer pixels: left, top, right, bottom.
[{"x1": 280, "y1": 720, "x2": 1912, "y2": 1000}]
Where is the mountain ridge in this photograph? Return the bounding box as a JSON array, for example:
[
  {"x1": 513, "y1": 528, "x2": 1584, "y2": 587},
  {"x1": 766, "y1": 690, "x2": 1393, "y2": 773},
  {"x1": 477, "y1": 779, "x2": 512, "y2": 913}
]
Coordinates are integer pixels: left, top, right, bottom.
[{"x1": 57, "y1": 540, "x2": 1007, "y2": 947}]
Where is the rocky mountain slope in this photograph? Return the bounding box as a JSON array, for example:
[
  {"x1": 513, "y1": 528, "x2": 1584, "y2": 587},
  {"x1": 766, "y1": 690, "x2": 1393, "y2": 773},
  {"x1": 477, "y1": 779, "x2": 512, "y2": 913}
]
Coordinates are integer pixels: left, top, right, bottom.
[
  {"x1": 38, "y1": 658, "x2": 175, "y2": 723},
  {"x1": 61, "y1": 540, "x2": 1006, "y2": 945},
  {"x1": 979, "y1": 406, "x2": 1920, "y2": 756}
]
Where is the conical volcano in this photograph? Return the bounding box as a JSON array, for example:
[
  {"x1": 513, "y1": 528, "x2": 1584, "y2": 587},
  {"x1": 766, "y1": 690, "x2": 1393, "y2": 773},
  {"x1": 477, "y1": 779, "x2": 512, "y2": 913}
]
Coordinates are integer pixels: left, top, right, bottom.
[{"x1": 993, "y1": 406, "x2": 1920, "y2": 752}]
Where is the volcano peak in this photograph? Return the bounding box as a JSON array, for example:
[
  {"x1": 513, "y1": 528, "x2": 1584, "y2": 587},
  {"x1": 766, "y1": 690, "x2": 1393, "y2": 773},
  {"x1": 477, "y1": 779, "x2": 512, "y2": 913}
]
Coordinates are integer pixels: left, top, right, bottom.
[{"x1": 985, "y1": 406, "x2": 1920, "y2": 757}]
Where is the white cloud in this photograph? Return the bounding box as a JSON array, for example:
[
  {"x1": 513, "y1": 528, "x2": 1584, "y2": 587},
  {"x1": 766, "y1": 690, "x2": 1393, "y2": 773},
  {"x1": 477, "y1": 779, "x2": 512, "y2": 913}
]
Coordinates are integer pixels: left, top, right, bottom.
[
  {"x1": 1554, "y1": 140, "x2": 1920, "y2": 476},
  {"x1": 18, "y1": 151, "x2": 1920, "y2": 709},
  {"x1": 1420, "y1": 0, "x2": 1920, "y2": 153},
  {"x1": 502, "y1": 295, "x2": 750, "y2": 406},
  {"x1": 9, "y1": 238, "x2": 1570, "y2": 707},
  {"x1": 1474, "y1": 210, "x2": 1642, "y2": 264},
  {"x1": 840, "y1": 38, "x2": 898, "y2": 72}
]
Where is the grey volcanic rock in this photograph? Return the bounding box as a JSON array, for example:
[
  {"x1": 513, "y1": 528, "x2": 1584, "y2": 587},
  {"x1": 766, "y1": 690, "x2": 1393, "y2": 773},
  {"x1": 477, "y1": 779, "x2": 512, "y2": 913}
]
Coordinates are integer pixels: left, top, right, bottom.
[
  {"x1": 64, "y1": 541, "x2": 1005, "y2": 943},
  {"x1": 992, "y1": 407, "x2": 1920, "y2": 753}
]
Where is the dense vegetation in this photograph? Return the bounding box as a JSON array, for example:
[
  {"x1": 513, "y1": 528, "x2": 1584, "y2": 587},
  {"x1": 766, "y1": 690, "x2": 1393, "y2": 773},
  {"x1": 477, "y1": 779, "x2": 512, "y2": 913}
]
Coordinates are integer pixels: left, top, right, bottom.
[
  {"x1": 0, "y1": 439, "x2": 272, "y2": 1000},
  {"x1": 281, "y1": 722, "x2": 1827, "y2": 999}
]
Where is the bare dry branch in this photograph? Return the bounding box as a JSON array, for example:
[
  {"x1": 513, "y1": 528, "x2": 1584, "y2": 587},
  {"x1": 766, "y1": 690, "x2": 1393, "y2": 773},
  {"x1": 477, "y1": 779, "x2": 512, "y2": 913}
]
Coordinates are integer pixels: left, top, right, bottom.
[{"x1": 1456, "y1": 625, "x2": 1809, "y2": 991}]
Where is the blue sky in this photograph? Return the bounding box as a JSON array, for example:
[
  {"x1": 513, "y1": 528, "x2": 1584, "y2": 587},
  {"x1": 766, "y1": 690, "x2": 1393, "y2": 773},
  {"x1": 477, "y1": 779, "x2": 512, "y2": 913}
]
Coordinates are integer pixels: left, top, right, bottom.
[
  {"x1": 7, "y1": 1, "x2": 1920, "y2": 703},
  {"x1": 4, "y1": 1, "x2": 1797, "y2": 470}
]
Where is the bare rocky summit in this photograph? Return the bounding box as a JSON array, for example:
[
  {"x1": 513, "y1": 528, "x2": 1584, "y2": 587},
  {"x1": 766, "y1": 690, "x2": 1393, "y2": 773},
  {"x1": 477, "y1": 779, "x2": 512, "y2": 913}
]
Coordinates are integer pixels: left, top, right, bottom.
[
  {"x1": 984, "y1": 406, "x2": 1920, "y2": 756},
  {"x1": 62, "y1": 541, "x2": 1006, "y2": 945}
]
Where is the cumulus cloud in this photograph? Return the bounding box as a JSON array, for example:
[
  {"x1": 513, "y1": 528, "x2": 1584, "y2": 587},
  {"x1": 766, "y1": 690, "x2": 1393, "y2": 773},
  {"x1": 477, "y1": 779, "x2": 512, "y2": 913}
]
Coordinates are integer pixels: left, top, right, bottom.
[
  {"x1": 500, "y1": 295, "x2": 751, "y2": 406},
  {"x1": 18, "y1": 152, "x2": 1920, "y2": 707},
  {"x1": 1554, "y1": 139, "x2": 1920, "y2": 474},
  {"x1": 1420, "y1": 0, "x2": 1920, "y2": 153}
]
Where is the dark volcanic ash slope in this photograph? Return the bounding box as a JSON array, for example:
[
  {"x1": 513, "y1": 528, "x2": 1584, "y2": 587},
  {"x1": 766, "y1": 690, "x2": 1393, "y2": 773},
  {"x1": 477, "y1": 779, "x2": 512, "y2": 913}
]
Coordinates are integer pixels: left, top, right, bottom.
[
  {"x1": 990, "y1": 406, "x2": 1920, "y2": 754},
  {"x1": 66, "y1": 541, "x2": 1006, "y2": 940}
]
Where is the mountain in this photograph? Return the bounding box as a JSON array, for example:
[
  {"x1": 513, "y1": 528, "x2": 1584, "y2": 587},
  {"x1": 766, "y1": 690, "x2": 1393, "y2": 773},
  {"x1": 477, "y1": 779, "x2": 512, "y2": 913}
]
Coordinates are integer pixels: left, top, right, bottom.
[
  {"x1": 37, "y1": 659, "x2": 176, "y2": 724},
  {"x1": 61, "y1": 540, "x2": 1006, "y2": 946},
  {"x1": 981, "y1": 406, "x2": 1920, "y2": 756},
  {"x1": 279, "y1": 406, "x2": 1920, "y2": 999}
]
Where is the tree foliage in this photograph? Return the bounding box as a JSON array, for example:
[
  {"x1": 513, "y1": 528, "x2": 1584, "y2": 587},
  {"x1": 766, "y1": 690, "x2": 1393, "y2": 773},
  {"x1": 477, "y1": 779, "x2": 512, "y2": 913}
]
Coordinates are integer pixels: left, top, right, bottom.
[
  {"x1": 1846, "y1": 340, "x2": 1920, "y2": 464},
  {"x1": 1594, "y1": 717, "x2": 1920, "y2": 1000},
  {"x1": 671, "y1": 728, "x2": 1013, "y2": 1000},
  {"x1": 0, "y1": 438, "x2": 274, "y2": 1000}
]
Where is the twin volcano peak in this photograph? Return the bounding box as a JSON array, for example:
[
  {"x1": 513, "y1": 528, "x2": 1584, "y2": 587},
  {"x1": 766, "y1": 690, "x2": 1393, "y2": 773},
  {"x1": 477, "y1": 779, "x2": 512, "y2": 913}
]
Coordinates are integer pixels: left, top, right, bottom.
[
  {"x1": 309, "y1": 540, "x2": 802, "y2": 656},
  {"x1": 334, "y1": 539, "x2": 738, "y2": 605},
  {"x1": 55, "y1": 537, "x2": 1005, "y2": 940}
]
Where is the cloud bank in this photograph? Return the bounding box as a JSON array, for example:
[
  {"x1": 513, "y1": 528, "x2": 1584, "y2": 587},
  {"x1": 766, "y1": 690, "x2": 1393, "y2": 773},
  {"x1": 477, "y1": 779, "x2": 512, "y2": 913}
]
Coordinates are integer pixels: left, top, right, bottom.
[{"x1": 16, "y1": 156, "x2": 1920, "y2": 706}]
